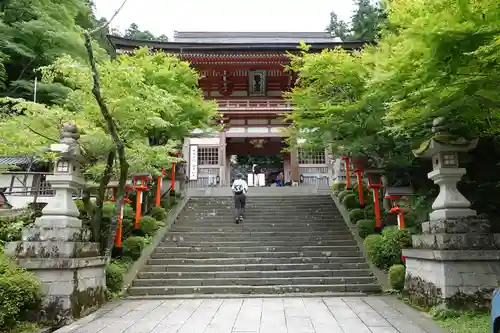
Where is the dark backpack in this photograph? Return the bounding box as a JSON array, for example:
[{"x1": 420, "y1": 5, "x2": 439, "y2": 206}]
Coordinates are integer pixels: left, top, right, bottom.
[{"x1": 234, "y1": 184, "x2": 244, "y2": 194}]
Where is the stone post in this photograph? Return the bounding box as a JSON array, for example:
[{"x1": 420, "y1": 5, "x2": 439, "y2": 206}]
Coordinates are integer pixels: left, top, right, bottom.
[
  {"x1": 5, "y1": 124, "x2": 107, "y2": 323},
  {"x1": 403, "y1": 117, "x2": 500, "y2": 309}
]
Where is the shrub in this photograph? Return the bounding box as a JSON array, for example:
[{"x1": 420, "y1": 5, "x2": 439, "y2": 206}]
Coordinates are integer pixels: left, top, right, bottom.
[
  {"x1": 123, "y1": 236, "x2": 146, "y2": 260},
  {"x1": 106, "y1": 261, "x2": 126, "y2": 294},
  {"x1": 357, "y1": 219, "x2": 376, "y2": 238},
  {"x1": 149, "y1": 206, "x2": 166, "y2": 221},
  {"x1": 337, "y1": 189, "x2": 354, "y2": 203},
  {"x1": 139, "y1": 216, "x2": 159, "y2": 236},
  {"x1": 363, "y1": 234, "x2": 383, "y2": 263},
  {"x1": 331, "y1": 182, "x2": 346, "y2": 195},
  {"x1": 348, "y1": 208, "x2": 365, "y2": 224},
  {"x1": 0, "y1": 254, "x2": 41, "y2": 330},
  {"x1": 364, "y1": 226, "x2": 412, "y2": 271},
  {"x1": 388, "y1": 264, "x2": 406, "y2": 291},
  {"x1": 342, "y1": 194, "x2": 360, "y2": 210},
  {"x1": 160, "y1": 196, "x2": 177, "y2": 210},
  {"x1": 0, "y1": 211, "x2": 33, "y2": 243}
]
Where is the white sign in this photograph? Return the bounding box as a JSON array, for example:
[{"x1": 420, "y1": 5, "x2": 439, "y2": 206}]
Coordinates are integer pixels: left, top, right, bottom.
[{"x1": 189, "y1": 145, "x2": 198, "y2": 180}]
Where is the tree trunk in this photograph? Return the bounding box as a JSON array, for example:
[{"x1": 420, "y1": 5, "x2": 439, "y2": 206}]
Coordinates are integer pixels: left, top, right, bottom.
[
  {"x1": 89, "y1": 149, "x2": 115, "y2": 243},
  {"x1": 84, "y1": 31, "x2": 129, "y2": 261}
]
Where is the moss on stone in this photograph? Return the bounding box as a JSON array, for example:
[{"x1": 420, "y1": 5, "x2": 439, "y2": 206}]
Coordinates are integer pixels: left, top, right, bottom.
[
  {"x1": 70, "y1": 286, "x2": 108, "y2": 319},
  {"x1": 404, "y1": 274, "x2": 494, "y2": 311}
]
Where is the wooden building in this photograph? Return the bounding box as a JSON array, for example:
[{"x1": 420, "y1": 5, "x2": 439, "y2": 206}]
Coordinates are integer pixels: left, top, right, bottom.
[{"x1": 108, "y1": 32, "x2": 364, "y2": 188}]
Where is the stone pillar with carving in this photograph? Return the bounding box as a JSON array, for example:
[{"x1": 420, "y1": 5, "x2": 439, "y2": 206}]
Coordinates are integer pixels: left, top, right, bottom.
[
  {"x1": 403, "y1": 117, "x2": 500, "y2": 309},
  {"x1": 5, "y1": 124, "x2": 107, "y2": 323}
]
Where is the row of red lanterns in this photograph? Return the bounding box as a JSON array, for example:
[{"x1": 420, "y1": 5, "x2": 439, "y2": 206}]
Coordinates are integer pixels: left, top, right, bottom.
[
  {"x1": 341, "y1": 154, "x2": 408, "y2": 231},
  {"x1": 109, "y1": 152, "x2": 181, "y2": 254}
]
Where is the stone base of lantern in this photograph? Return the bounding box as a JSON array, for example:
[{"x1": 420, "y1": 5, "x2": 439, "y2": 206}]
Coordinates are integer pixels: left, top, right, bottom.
[
  {"x1": 15, "y1": 256, "x2": 108, "y2": 324},
  {"x1": 403, "y1": 217, "x2": 500, "y2": 309},
  {"x1": 5, "y1": 218, "x2": 107, "y2": 324}
]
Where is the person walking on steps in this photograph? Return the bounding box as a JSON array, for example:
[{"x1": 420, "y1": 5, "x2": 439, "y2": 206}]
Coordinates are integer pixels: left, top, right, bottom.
[{"x1": 231, "y1": 173, "x2": 248, "y2": 224}]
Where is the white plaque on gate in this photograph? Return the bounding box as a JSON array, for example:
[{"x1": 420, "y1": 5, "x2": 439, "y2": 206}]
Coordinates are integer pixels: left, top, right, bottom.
[{"x1": 189, "y1": 145, "x2": 198, "y2": 180}]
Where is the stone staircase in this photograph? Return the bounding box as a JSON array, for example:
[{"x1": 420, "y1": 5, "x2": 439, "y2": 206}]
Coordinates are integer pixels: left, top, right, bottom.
[{"x1": 127, "y1": 194, "x2": 380, "y2": 297}]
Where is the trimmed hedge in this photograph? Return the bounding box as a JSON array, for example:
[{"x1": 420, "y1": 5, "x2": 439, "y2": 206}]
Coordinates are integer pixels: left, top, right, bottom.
[
  {"x1": 331, "y1": 182, "x2": 346, "y2": 195},
  {"x1": 338, "y1": 189, "x2": 355, "y2": 203},
  {"x1": 150, "y1": 206, "x2": 167, "y2": 221},
  {"x1": 139, "y1": 216, "x2": 159, "y2": 236},
  {"x1": 0, "y1": 254, "x2": 41, "y2": 330},
  {"x1": 343, "y1": 194, "x2": 360, "y2": 210},
  {"x1": 106, "y1": 262, "x2": 125, "y2": 294},
  {"x1": 357, "y1": 219, "x2": 376, "y2": 239},
  {"x1": 388, "y1": 264, "x2": 406, "y2": 291},
  {"x1": 123, "y1": 236, "x2": 146, "y2": 260},
  {"x1": 363, "y1": 226, "x2": 412, "y2": 271},
  {"x1": 348, "y1": 208, "x2": 365, "y2": 224}
]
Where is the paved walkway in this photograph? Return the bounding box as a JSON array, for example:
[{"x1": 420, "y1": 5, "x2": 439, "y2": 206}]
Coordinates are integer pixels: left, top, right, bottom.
[{"x1": 55, "y1": 297, "x2": 448, "y2": 333}]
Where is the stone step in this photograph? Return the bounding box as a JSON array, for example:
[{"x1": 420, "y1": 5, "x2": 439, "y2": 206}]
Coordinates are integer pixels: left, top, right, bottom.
[
  {"x1": 152, "y1": 245, "x2": 359, "y2": 253},
  {"x1": 125, "y1": 292, "x2": 369, "y2": 300},
  {"x1": 182, "y1": 207, "x2": 337, "y2": 211},
  {"x1": 146, "y1": 256, "x2": 366, "y2": 266},
  {"x1": 159, "y1": 240, "x2": 357, "y2": 247},
  {"x1": 127, "y1": 283, "x2": 382, "y2": 296},
  {"x1": 177, "y1": 215, "x2": 341, "y2": 220},
  {"x1": 150, "y1": 251, "x2": 363, "y2": 260},
  {"x1": 137, "y1": 269, "x2": 374, "y2": 280},
  {"x1": 168, "y1": 226, "x2": 348, "y2": 232},
  {"x1": 132, "y1": 276, "x2": 377, "y2": 287},
  {"x1": 189, "y1": 196, "x2": 333, "y2": 200},
  {"x1": 164, "y1": 231, "x2": 354, "y2": 237},
  {"x1": 162, "y1": 235, "x2": 355, "y2": 242},
  {"x1": 141, "y1": 261, "x2": 369, "y2": 272},
  {"x1": 174, "y1": 219, "x2": 344, "y2": 224},
  {"x1": 182, "y1": 210, "x2": 338, "y2": 215}
]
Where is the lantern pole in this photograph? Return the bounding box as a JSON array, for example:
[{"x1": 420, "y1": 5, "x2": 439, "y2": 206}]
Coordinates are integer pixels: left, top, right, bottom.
[
  {"x1": 366, "y1": 169, "x2": 384, "y2": 233},
  {"x1": 113, "y1": 185, "x2": 133, "y2": 258},
  {"x1": 341, "y1": 154, "x2": 351, "y2": 189},
  {"x1": 354, "y1": 168, "x2": 365, "y2": 206},
  {"x1": 155, "y1": 171, "x2": 162, "y2": 207}
]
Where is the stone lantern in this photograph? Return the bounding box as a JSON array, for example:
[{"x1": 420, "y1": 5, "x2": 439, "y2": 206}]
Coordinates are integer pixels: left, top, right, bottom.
[
  {"x1": 402, "y1": 117, "x2": 500, "y2": 309},
  {"x1": 5, "y1": 124, "x2": 107, "y2": 323}
]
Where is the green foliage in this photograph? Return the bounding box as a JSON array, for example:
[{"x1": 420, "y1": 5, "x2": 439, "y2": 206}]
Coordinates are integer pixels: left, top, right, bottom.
[
  {"x1": 139, "y1": 216, "x2": 159, "y2": 237},
  {"x1": 357, "y1": 219, "x2": 376, "y2": 239},
  {"x1": 160, "y1": 196, "x2": 177, "y2": 211},
  {"x1": 363, "y1": 234, "x2": 383, "y2": 263},
  {"x1": 123, "y1": 23, "x2": 169, "y2": 41},
  {"x1": 363, "y1": 227, "x2": 411, "y2": 271},
  {"x1": 149, "y1": 206, "x2": 167, "y2": 221},
  {"x1": 331, "y1": 182, "x2": 346, "y2": 195},
  {"x1": 0, "y1": 47, "x2": 217, "y2": 180},
  {"x1": 342, "y1": 194, "x2": 360, "y2": 210},
  {"x1": 0, "y1": 211, "x2": 34, "y2": 245},
  {"x1": 434, "y1": 310, "x2": 489, "y2": 333},
  {"x1": 338, "y1": 189, "x2": 355, "y2": 203},
  {"x1": 326, "y1": 0, "x2": 385, "y2": 41},
  {"x1": 0, "y1": 0, "x2": 107, "y2": 103},
  {"x1": 106, "y1": 261, "x2": 125, "y2": 294},
  {"x1": 388, "y1": 264, "x2": 406, "y2": 291},
  {"x1": 123, "y1": 236, "x2": 146, "y2": 260},
  {"x1": 0, "y1": 254, "x2": 41, "y2": 330},
  {"x1": 348, "y1": 208, "x2": 365, "y2": 223}
]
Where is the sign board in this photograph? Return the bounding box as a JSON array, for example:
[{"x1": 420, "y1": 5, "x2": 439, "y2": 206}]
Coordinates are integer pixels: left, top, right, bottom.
[{"x1": 189, "y1": 145, "x2": 198, "y2": 180}]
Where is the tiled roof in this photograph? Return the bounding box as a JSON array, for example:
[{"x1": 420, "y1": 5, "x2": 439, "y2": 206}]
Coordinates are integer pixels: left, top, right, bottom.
[
  {"x1": 0, "y1": 156, "x2": 34, "y2": 165},
  {"x1": 173, "y1": 31, "x2": 342, "y2": 43}
]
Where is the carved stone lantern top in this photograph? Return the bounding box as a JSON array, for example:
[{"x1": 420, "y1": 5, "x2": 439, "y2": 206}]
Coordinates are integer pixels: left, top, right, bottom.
[
  {"x1": 413, "y1": 117, "x2": 478, "y2": 160},
  {"x1": 49, "y1": 124, "x2": 84, "y2": 166}
]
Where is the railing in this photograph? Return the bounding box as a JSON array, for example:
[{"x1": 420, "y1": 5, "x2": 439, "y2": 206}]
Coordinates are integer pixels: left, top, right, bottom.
[
  {"x1": 215, "y1": 99, "x2": 293, "y2": 112},
  {"x1": 0, "y1": 171, "x2": 87, "y2": 198}
]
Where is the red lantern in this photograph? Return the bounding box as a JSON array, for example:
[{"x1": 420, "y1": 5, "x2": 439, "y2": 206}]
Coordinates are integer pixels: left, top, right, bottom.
[
  {"x1": 132, "y1": 173, "x2": 152, "y2": 229},
  {"x1": 366, "y1": 169, "x2": 384, "y2": 232}
]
